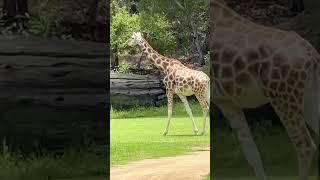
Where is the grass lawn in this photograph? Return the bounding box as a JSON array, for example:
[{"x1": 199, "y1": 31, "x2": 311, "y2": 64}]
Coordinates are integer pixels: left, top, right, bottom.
[
  {"x1": 110, "y1": 101, "x2": 210, "y2": 165},
  {"x1": 213, "y1": 127, "x2": 319, "y2": 178},
  {"x1": 0, "y1": 144, "x2": 107, "y2": 180}
]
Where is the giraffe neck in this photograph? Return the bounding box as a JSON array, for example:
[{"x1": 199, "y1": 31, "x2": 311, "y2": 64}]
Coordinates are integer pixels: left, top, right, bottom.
[{"x1": 139, "y1": 38, "x2": 173, "y2": 73}]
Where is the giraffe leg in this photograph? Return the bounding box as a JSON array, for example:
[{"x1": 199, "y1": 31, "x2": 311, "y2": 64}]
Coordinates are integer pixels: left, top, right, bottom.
[
  {"x1": 270, "y1": 100, "x2": 316, "y2": 180},
  {"x1": 217, "y1": 102, "x2": 267, "y2": 180},
  {"x1": 163, "y1": 90, "x2": 173, "y2": 136},
  {"x1": 178, "y1": 95, "x2": 199, "y2": 135},
  {"x1": 195, "y1": 94, "x2": 209, "y2": 135}
]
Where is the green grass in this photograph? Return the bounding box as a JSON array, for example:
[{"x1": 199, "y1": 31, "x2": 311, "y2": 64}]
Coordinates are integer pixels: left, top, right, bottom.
[
  {"x1": 0, "y1": 142, "x2": 107, "y2": 180},
  {"x1": 213, "y1": 127, "x2": 319, "y2": 178},
  {"x1": 110, "y1": 101, "x2": 210, "y2": 165}
]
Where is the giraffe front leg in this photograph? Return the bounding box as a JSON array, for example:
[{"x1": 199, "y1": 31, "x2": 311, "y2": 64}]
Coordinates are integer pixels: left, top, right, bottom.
[
  {"x1": 178, "y1": 95, "x2": 199, "y2": 135},
  {"x1": 217, "y1": 102, "x2": 267, "y2": 180},
  {"x1": 163, "y1": 90, "x2": 173, "y2": 136}
]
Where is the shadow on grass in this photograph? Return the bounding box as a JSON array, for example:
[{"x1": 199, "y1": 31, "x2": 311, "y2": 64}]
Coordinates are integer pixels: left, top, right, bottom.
[{"x1": 166, "y1": 134, "x2": 198, "y2": 137}]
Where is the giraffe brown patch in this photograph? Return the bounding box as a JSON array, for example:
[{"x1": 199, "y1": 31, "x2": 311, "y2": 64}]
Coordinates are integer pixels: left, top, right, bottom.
[
  {"x1": 222, "y1": 48, "x2": 237, "y2": 63},
  {"x1": 269, "y1": 81, "x2": 278, "y2": 90},
  {"x1": 293, "y1": 58, "x2": 304, "y2": 69},
  {"x1": 288, "y1": 70, "x2": 299, "y2": 81},
  {"x1": 233, "y1": 56, "x2": 246, "y2": 73},
  {"x1": 297, "y1": 81, "x2": 304, "y2": 89},
  {"x1": 289, "y1": 96, "x2": 296, "y2": 103},
  {"x1": 152, "y1": 54, "x2": 158, "y2": 59},
  {"x1": 280, "y1": 64, "x2": 290, "y2": 79},
  {"x1": 287, "y1": 86, "x2": 293, "y2": 93},
  {"x1": 169, "y1": 74, "x2": 174, "y2": 80},
  {"x1": 287, "y1": 78, "x2": 296, "y2": 87},
  {"x1": 162, "y1": 62, "x2": 169, "y2": 70},
  {"x1": 258, "y1": 45, "x2": 272, "y2": 59},
  {"x1": 221, "y1": 66, "x2": 233, "y2": 78},
  {"x1": 235, "y1": 72, "x2": 250, "y2": 84},
  {"x1": 244, "y1": 49, "x2": 259, "y2": 63},
  {"x1": 156, "y1": 59, "x2": 161, "y2": 64},
  {"x1": 247, "y1": 63, "x2": 260, "y2": 76},
  {"x1": 271, "y1": 68, "x2": 281, "y2": 80},
  {"x1": 278, "y1": 82, "x2": 286, "y2": 92},
  {"x1": 147, "y1": 48, "x2": 152, "y2": 53},
  {"x1": 273, "y1": 53, "x2": 287, "y2": 66},
  {"x1": 294, "y1": 89, "x2": 300, "y2": 97},
  {"x1": 268, "y1": 91, "x2": 275, "y2": 98}
]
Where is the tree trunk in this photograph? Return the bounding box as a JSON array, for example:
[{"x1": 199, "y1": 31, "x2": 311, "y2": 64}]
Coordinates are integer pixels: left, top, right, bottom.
[
  {"x1": 290, "y1": 0, "x2": 304, "y2": 14},
  {"x1": 3, "y1": 0, "x2": 28, "y2": 21}
]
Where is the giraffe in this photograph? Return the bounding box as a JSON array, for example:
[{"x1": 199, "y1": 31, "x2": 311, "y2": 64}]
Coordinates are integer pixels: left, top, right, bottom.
[
  {"x1": 210, "y1": 0, "x2": 319, "y2": 179},
  {"x1": 127, "y1": 32, "x2": 210, "y2": 135}
]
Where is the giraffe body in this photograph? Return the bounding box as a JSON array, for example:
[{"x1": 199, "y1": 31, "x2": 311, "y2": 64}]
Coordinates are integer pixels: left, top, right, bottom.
[
  {"x1": 127, "y1": 32, "x2": 210, "y2": 135},
  {"x1": 210, "y1": 0, "x2": 319, "y2": 179}
]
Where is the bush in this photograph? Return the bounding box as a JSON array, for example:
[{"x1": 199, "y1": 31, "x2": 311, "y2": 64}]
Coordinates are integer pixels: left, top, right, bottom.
[
  {"x1": 139, "y1": 11, "x2": 176, "y2": 54},
  {"x1": 110, "y1": 7, "x2": 140, "y2": 55},
  {"x1": 28, "y1": 0, "x2": 63, "y2": 37},
  {"x1": 110, "y1": 6, "x2": 176, "y2": 56}
]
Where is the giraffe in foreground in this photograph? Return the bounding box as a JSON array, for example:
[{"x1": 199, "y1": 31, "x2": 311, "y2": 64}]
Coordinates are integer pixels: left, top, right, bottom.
[
  {"x1": 127, "y1": 32, "x2": 210, "y2": 135},
  {"x1": 210, "y1": 0, "x2": 319, "y2": 179}
]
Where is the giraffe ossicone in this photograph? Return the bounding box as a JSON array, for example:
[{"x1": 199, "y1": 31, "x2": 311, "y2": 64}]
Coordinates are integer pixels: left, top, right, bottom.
[{"x1": 127, "y1": 32, "x2": 210, "y2": 136}]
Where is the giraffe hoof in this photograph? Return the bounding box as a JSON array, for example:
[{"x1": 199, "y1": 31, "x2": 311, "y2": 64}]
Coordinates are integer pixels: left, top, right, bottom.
[
  {"x1": 163, "y1": 131, "x2": 168, "y2": 136},
  {"x1": 201, "y1": 132, "x2": 205, "y2": 136},
  {"x1": 194, "y1": 130, "x2": 199, "y2": 135}
]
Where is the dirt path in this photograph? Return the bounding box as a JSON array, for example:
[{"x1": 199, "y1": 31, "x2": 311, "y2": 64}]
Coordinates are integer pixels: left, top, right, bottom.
[{"x1": 110, "y1": 147, "x2": 210, "y2": 180}]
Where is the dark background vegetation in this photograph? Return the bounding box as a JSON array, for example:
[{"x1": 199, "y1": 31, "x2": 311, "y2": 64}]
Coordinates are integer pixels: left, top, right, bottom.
[{"x1": 0, "y1": 1, "x2": 108, "y2": 179}]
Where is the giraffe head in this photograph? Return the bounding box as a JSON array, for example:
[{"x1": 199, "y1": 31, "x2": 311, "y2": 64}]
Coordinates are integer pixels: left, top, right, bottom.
[{"x1": 127, "y1": 32, "x2": 144, "y2": 46}]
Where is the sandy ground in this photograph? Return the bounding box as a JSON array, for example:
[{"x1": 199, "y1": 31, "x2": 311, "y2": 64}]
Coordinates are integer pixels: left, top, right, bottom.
[{"x1": 110, "y1": 147, "x2": 210, "y2": 180}]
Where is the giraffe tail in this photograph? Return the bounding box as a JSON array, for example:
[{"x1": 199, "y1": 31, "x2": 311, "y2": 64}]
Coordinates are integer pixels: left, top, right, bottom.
[{"x1": 304, "y1": 62, "x2": 319, "y2": 136}]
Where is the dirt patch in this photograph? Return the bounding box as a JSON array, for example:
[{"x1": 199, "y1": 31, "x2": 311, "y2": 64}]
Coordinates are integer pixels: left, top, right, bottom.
[{"x1": 110, "y1": 148, "x2": 210, "y2": 180}]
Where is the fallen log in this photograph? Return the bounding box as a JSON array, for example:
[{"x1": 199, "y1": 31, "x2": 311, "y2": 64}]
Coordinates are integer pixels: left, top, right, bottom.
[
  {"x1": 110, "y1": 72, "x2": 166, "y2": 108},
  {"x1": 0, "y1": 35, "x2": 107, "y2": 152}
]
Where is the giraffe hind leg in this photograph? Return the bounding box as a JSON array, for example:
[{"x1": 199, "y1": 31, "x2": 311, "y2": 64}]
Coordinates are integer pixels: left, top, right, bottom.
[
  {"x1": 270, "y1": 99, "x2": 316, "y2": 180},
  {"x1": 195, "y1": 94, "x2": 209, "y2": 135}
]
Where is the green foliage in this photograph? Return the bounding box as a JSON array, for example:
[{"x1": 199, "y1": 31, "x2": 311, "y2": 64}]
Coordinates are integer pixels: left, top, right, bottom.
[
  {"x1": 139, "y1": 11, "x2": 177, "y2": 54},
  {"x1": 116, "y1": 61, "x2": 130, "y2": 74},
  {"x1": 29, "y1": 0, "x2": 63, "y2": 37},
  {"x1": 110, "y1": 5, "x2": 176, "y2": 56},
  {"x1": 137, "y1": 0, "x2": 209, "y2": 53},
  {"x1": 110, "y1": 7, "x2": 140, "y2": 55}
]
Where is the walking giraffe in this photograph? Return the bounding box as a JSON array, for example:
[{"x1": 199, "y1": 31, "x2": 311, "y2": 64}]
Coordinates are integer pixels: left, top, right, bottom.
[
  {"x1": 127, "y1": 32, "x2": 210, "y2": 135},
  {"x1": 210, "y1": 0, "x2": 319, "y2": 179}
]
